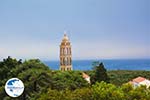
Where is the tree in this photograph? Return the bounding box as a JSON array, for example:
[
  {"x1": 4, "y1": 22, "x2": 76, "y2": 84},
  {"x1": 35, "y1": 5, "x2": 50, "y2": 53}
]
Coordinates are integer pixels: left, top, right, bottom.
[
  {"x1": 0, "y1": 56, "x2": 22, "y2": 86},
  {"x1": 72, "y1": 87, "x2": 93, "y2": 100},
  {"x1": 0, "y1": 58, "x2": 53, "y2": 100},
  {"x1": 91, "y1": 62, "x2": 109, "y2": 84},
  {"x1": 92, "y1": 82, "x2": 124, "y2": 100},
  {"x1": 52, "y1": 71, "x2": 89, "y2": 90}
]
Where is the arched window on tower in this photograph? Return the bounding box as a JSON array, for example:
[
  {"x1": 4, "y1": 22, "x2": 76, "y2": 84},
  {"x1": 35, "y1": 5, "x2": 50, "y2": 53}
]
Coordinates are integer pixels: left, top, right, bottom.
[
  {"x1": 60, "y1": 58, "x2": 63, "y2": 65},
  {"x1": 63, "y1": 58, "x2": 65, "y2": 66},
  {"x1": 70, "y1": 48, "x2": 71, "y2": 54},
  {"x1": 70, "y1": 58, "x2": 72, "y2": 65},
  {"x1": 64, "y1": 48, "x2": 67, "y2": 55},
  {"x1": 64, "y1": 57, "x2": 67, "y2": 65},
  {"x1": 68, "y1": 48, "x2": 70, "y2": 55},
  {"x1": 67, "y1": 57, "x2": 69, "y2": 65},
  {"x1": 63, "y1": 48, "x2": 65, "y2": 55},
  {"x1": 61, "y1": 48, "x2": 63, "y2": 55}
]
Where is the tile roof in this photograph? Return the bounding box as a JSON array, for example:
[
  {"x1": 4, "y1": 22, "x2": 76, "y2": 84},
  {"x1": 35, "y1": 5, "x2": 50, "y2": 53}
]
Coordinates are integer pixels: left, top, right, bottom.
[
  {"x1": 82, "y1": 72, "x2": 90, "y2": 78},
  {"x1": 132, "y1": 77, "x2": 146, "y2": 83}
]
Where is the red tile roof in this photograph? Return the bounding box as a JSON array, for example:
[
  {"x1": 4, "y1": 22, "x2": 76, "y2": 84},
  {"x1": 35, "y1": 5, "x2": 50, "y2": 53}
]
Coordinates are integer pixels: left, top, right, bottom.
[
  {"x1": 82, "y1": 72, "x2": 90, "y2": 78},
  {"x1": 132, "y1": 77, "x2": 146, "y2": 83}
]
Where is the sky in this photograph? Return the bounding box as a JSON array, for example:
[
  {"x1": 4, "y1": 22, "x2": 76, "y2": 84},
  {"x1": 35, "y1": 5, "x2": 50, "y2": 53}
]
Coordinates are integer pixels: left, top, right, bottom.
[{"x1": 0, "y1": 0, "x2": 149, "y2": 61}]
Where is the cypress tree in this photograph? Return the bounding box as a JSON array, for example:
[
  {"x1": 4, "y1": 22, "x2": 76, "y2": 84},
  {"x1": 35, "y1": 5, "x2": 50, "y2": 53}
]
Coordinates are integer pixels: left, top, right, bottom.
[{"x1": 92, "y1": 62, "x2": 109, "y2": 84}]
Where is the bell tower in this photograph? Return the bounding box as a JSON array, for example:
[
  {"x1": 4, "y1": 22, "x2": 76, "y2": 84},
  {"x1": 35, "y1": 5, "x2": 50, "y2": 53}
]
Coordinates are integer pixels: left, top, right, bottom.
[{"x1": 60, "y1": 33, "x2": 72, "y2": 71}]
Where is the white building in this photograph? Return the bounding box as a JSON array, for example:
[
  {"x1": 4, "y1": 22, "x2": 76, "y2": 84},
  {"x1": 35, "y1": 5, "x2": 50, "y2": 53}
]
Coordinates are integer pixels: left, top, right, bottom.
[
  {"x1": 129, "y1": 77, "x2": 150, "y2": 88},
  {"x1": 82, "y1": 72, "x2": 91, "y2": 84}
]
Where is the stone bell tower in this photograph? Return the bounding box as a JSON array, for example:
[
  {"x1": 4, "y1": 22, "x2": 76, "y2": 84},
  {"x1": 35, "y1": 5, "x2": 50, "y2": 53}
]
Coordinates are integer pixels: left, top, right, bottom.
[{"x1": 60, "y1": 33, "x2": 72, "y2": 71}]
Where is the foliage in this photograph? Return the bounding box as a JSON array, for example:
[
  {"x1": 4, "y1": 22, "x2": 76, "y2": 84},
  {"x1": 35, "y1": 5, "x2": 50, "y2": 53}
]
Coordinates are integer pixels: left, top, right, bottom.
[
  {"x1": 1, "y1": 57, "x2": 150, "y2": 100},
  {"x1": 39, "y1": 82, "x2": 150, "y2": 100},
  {"x1": 107, "y1": 70, "x2": 150, "y2": 86},
  {"x1": 0, "y1": 57, "x2": 52, "y2": 99},
  {"x1": 0, "y1": 56, "x2": 22, "y2": 85},
  {"x1": 0, "y1": 57, "x2": 89, "y2": 100},
  {"x1": 91, "y1": 62, "x2": 109, "y2": 84},
  {"x1": 52, "y1": 71, "x2": 89, "y2": 90}
]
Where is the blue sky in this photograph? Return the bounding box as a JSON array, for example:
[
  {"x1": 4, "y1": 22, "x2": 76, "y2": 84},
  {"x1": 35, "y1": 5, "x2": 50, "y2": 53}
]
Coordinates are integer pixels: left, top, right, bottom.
[{"x1": 0, "y1": 0, "x2": 149, "y2": 60}]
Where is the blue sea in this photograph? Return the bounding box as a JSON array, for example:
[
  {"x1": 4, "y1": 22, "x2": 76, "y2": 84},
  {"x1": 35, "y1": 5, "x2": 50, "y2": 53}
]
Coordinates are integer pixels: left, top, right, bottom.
[{"x1": 43, "y1": 59, "x2": 150, "y2": 70}]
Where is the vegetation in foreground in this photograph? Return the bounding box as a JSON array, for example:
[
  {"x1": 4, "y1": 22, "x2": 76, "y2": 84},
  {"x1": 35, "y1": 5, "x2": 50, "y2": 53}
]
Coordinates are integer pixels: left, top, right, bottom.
[{"x1": 0, "y1": 57, "x2": 150, "y2": 100}]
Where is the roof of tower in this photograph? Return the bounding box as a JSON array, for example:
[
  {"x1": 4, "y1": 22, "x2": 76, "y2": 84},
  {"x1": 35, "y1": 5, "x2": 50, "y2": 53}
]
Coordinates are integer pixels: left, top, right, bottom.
[{"x1": 62, "y1": 33, "x2": 69, "y2": 41}]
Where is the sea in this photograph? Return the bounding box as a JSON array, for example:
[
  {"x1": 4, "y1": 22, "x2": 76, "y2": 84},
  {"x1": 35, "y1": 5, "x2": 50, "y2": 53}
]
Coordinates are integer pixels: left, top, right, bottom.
[{"x1": 43, "y1": 59, "x2": 150, "y2": 71}]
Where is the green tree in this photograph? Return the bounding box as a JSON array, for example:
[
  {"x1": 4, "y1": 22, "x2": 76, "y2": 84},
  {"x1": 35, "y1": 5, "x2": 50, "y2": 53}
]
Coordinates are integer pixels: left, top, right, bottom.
[
  {"x1": 52, "y1": 71, "x2": 89, "y2": 90},
  {"x1": 0, "y1": 56, "x2": 22, "y2": 82},
  {"x1": 91, "y1": 62, "x2": 109, "y2": 84},
  {"x1": 121, "y1": 84, "x2": 150, "y2": 100},
  {"x1": 72, "y1": 87, "x2": 93, "y2": 100},
  {"x1": 0, "y1": 58, "x2": 53, "y2": 100},
  {"x1": 92, "y1": 82, "x2": 124, "y2": 100}
]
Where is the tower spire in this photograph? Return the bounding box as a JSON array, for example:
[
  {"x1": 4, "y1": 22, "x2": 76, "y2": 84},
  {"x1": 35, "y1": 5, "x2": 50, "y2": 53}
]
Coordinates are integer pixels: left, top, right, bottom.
[{"x1": 64, "y1": 31, "x2": 67, "y2": 36}]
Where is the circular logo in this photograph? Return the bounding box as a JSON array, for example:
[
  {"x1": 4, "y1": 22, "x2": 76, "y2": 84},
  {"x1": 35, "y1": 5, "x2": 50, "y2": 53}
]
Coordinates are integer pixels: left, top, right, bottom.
[{"x1": 5, "y1": 78, "x2": 24, "y2": 97}]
